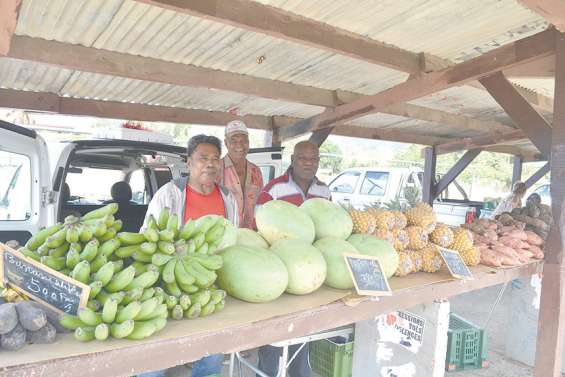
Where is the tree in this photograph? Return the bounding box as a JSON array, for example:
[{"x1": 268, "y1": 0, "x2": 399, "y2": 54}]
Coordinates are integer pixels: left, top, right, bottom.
[{"x1": 319, "y1": 140, "x2": 344, "y2": 173}]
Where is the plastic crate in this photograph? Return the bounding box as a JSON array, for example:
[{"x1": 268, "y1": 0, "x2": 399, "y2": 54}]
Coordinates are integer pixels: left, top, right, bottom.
[
  {"x1": 446, "y1": 313, "x2": 489, "y2": 372},
  {"x1": 309, "y1": 337, "x2": 354, "y2": 377}
]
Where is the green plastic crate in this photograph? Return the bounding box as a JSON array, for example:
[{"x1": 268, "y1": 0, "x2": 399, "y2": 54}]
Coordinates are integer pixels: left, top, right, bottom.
[
  {"x1": 446, "y1": 313, "x2": 489, "y2": 372},
  {"x1": 309, "y1": 337, "x2": 354, "y2": 377}
]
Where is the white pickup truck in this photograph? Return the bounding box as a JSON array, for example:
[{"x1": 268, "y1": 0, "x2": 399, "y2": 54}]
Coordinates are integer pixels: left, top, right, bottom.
[
  {"x1": 328, "y1": 167, "x2": 481, "y2": 226},
  {"x1": 0, "y1": 120, "x2": 282, "y2": 245}
]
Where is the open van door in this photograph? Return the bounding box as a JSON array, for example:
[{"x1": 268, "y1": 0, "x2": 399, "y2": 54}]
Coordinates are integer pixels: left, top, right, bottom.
[{"x1": 0, "y1": 121, "x2": 53, "y2": 245}]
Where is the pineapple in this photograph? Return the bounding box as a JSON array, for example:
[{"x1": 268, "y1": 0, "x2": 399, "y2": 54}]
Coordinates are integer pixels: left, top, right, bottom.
[
  {"x1": 348, "y1": 209, "x2": 376, "y2": 234},
  {"x1": 450, "y1": 227, "x2": 474, "y2": 251},
  {"x1": 405, "y1": 202, "x2": 437, "y2": 234},
  {"x1": 366, "y1": 207, "x2": 395, "y2": 231},
  {"x1": 395, "y1": 251, "x2": 414, "y2": 277},
  {"x1": 460, "y1": 246, "x2": 480, "y2": 266},
  {"x1": 406, "y1": 226, "x2": 429, "y2": 250},
  {"x1": 429, "y1": 223, "x2": 454, "y2": 248},
  {"x1": 373, "y1": 228, "x2": 395, "y2": 244},
  {"x1": 392, "y1": 211, "x2": 408, "y2": 229},
  {"x1": 406, "y1": 249, "x2": 423, "y2": 272},
  {"x1": 392, "y1": 229, "x2": 409, "y2": 251},
  {"x1": 418, "y1": 244, "x2": 443, "y2": 273}
]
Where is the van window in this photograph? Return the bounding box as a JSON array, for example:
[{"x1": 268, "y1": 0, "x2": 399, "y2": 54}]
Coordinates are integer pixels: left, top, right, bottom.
[
  {"x1": 360, "y1": 171, "x2": 389, "y2": 196},
  {"x1": 66, "y1": 167, "x2": 124, "y2": 204},
  {"x1": 129, "y1": 169, "x2": 149, "y2": 205},
  {"x1": 329, "y1": 171, "x2": 360, "y2": 194},
  {"x1": 0, "y1": 151, "x2": 31, "y2": 221}
]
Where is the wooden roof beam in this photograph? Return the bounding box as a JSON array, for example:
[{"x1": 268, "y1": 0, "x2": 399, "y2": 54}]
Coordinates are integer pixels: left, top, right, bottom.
[
  {"x1": 519, "y1": 0, "x2": 565, "y2": 32},
  {"x1": 278, "y1": 28, "x2": 556, "y2": 140},
  {"x1": 436, "y1": 130, "x2": 526, "y2": 154},
  {"x1": 0, "y1": 0, "x2": 21, "y2": 56}
]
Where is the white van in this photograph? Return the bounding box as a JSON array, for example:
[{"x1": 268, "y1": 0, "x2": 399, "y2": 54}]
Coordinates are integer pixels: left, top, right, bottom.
[{"x1": 0, "y1": 121, "x2": 282, "y2": 245}]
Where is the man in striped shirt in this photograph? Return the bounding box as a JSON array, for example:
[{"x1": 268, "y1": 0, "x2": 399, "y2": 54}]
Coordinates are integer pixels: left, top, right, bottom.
[{"x1": 256, "y1": 140, "x2": 329, "y2": 377}]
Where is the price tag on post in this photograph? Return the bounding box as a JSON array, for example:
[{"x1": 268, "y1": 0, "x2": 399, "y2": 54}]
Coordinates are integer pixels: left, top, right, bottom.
[
  {"x1": 438, "y1": 247, "x2": 474, "y2": 280},
  {"x1": 343, "y1": 253, "x2": 392, "y2": 296},
  {"x1": 0, "y1": 243, "x2": 90, "y2": 315}
]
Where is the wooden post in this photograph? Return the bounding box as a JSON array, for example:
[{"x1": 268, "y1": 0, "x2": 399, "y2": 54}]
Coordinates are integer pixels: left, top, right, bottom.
[
  {"x1": 422, "y1": 147, "x2": 436, "y2": 204},
  {"x1": 512, "y1": 156, "x2": 523, "y2": 184},
  {"x1": 264, "y1": 126, "x2": 281, "y2": 147},
  {"x1": 534, "y1": 31, "x2": 565, "y2": 377}
]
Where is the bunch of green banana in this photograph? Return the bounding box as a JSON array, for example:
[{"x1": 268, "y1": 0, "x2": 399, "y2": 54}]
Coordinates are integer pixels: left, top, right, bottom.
[
  {"x1": 60, "y1": 285, "x2": 168, "y2": 341},
  {"x1": 165, "y1": 287, "x2": 226, "y2": 320}
]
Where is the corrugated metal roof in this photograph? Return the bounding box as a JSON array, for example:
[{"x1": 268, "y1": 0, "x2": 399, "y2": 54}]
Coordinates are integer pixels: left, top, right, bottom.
[{"x1": 511, "y1": 78, "x2": 555, "y2": 98}]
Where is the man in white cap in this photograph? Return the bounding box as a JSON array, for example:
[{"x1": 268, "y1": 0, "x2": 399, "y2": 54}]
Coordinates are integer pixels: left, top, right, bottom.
[{"x1": 219, "y1": 120, "x2": 264, "y2": 228}]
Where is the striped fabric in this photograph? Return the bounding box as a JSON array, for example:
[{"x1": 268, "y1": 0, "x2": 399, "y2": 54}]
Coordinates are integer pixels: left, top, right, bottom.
[{"x1": 256, "y1": 168, "x2": 331, "y2": 208}]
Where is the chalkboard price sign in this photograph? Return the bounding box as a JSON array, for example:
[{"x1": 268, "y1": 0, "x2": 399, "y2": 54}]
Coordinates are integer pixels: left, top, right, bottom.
[
  {"x1": 438, "y1": 247, "x2": 474, "y2": 280},
  {"x1": 343, "y1": 253, "x2": 392, "y2": 296},
  {"x1": 0, "y1": 243, "x2": 90, "y2": 315}
]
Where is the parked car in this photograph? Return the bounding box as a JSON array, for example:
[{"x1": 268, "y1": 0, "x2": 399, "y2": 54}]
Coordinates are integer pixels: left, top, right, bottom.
[
  {"x1": 0, "y1": 121, "x2": 282, "y2": 245},
  {"x1": 328, "y1": 167, "x2": 481, "y2": 226}
]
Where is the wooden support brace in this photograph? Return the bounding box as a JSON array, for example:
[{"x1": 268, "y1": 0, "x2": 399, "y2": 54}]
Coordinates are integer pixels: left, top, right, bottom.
[
  {"x1": 0, "y1": 0, "x2": 21, "y2": 56},
  {"x1": 524, "y1": 162, "x2": 550, "y2": 189},
  {"x1": 434, "y1": 149, "x2": 482, "y2": 199},
  {"x1": 534, "y1": 31, "x2": 565, "y2": 377},
  {"x1": 309, "y1": 127, "x2": 335, "y2": 147},
  {"x1": 512, "y1": 156, "x2": 523, "y2": 184},
  {"x1": 422, "y1": 147, "x2": 437, "y2": 204}
]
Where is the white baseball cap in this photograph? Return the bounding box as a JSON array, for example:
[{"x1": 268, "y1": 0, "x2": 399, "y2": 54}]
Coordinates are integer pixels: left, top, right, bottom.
[{"x1": 225, "y1": 120, "x2": 248, "y2": 136}]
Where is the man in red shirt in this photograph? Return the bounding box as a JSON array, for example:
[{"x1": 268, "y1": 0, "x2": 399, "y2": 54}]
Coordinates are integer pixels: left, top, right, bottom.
[{"x1": 256, "y1": 140, "x2": 330, "y2": 377}]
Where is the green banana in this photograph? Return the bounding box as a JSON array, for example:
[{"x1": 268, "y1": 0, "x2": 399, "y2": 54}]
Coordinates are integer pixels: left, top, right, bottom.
[
  {"x1": 78, "y1": 308, "x2": 102, "y2": 326},
  {"x1": 49, "y1": 243, "x2": 70, "y2": 258},
  {"x1": 74, "y1": 326, "x2": 95, "y2": 342},
  {"x1": 112, "y1": 259, "x2": 124, "y2": 273},
  {"x1": 166, "y1": 214, "x2": 179, "y2": 236},
  {"x1": 140, "y1": 242, "x2": 157, "y2": 255},
  {"x1": 65, "y1": 226, "x2": 80, "y2": 243},
  {"x1": 170, "y1": 304, "x2": 184, "y2": 320},
  {"x1": 192, "y1": 232, "x2": 206, "y2": 249},
  {"x1": 184, "y1": 260, "x2": 214, "y2": 288},
  {"x1": 110, "y1": 319, "x2": 135, "y2": 339},
  {"x1": 162, "y1": 258, "x2": 178, "y2": 284},
  {"x1": 82, "y1": 203, "x2": 119, "y2": 221},
  {"x1": 90, "y1": 253, "x2": 108, "y2": 273},
  {"x1": 165, "y1": 295, "x2": 179, "y2": 310},
  {"x1": 210, "y1": 289, "x2": 226, "y2": 305},
  {"x1": 126, "y1": 320, "x2": 156, "y2": 340},
  {"x1": 105, "y1": 265, "x2": 136, "y2": 293},
  {"x1": 143, "y1": 228, "x2": 159, "y2": 243},
  {"x1": 134, "y1": 297, "x2": 160, "y2": 321},
  {"x1": 195, "y1": 216, "x2": 221, "y2": 234},
  {"x1": 71, "y1": 260, "x2": 91, "y2": 284},
  {"x1": 164, "y1": 281, "x2": 182, "y2": 297},
  {"x1": 97, "y1": 291, "x2": 125, "y2": 306},
  {"x1": 94, "y1": 261, "x2": 115, "y2": 286},
  {"x1": 25, "y1": 223, "x2": 63, "y2": 251},
  {"x1": 91, "y1": 221, "x2": 107, "y2": 238},
  {"x1": 103, "y1": 215, "x2": 115, "y2": 227},
  {"x1": 174, "y1": 239, "x2": 188, "y2": 255},
  {"x1": 41, "y1": 256, "x2": 66, "y2": 271},
  {"x1": 178, "y1": 282, "x2": 199, "y2": 294},
  {"x1": 87, "y1": 300, "x2": 101, "y2": 312},
  {"x1": 190, "y1": 289, "x2": 211, "y2": 307},
  {"x1": 158, "y1": 229, "x2": 175, "y2": 242},
  {"x1": 102, "y1": 298, "x2": 119, "y2": 323},
  {"x1": 157, "y1": 241, "x2": 175, "y2": 255},
  {"x1": 200, "y1": 301, "x2": 216, "y2": 317},
  {"x1": 99, "y1": 228, "x2": 117, "y2": 242},
  {"x1": 117, "y1": 232, "x2": 146, "y2": 245},
  {"x1": 205, "y1": 222, "x2": 225, "y2": 243},
  {"x1": 115, "y1": 245, "x2": 141, "y2": 259},
  {"x1": 146, "y1": 214, "x2": 159, "y2": 231},
  {"x1": 125, "y1": 269, "x2": 159, "y2": 290},
  {"x1": 140, "y1": 288, "x2": 155, "y2": 302},
  {"x1": 184, "y1": 303, "x2": 201, "y2": 319},
  {"x1": 59, "y1": 314, "x2": 87, "y2": 330},
  {"x1": 115, "y1": 301, "x2": 142, "y2": 323},
  {"x1": 37, "y1": 243, "x2": 50, "y2": 256},
  {"x1": 148, "y1": 304, "x2": 168, "y2": 320},
  {"x1": 190, "y1": 260, "x2": 217, "y2": 285},
  {"x1": 189, "y1": 254, "x2": 223, "y2": 270},
  {"x1": 89, "y1": 281, "x2": 103, "y2": 299},
  {"x1": 99, "y1": 238, "x2": 121, "y2": 257},
  {"x1": 46, "y1": 228, "x2": 68, "y2": 248},
  {"x1": 80, "y1": 239, "x2": 99, "y2": 262},
  {"x1": 148, "y1": 317, "x2": 167, "y2": 332},
  {"x1": 195, "y1": 243, "x2": 209, "y2": 255},
  {"x1": 122, "y1": 287, "x2": 144, "y2": 305},
  {"x1": 131, "y1": 261, "x2": 148, "y2": 277},
  {"x1": 79, "y1": 225, "x2": 94, "y2": 243},
  {"x1": 186, "y1": 239, "x2": 196, "y2": 254},
  {"x1": 21, "y1": 248, "x2": 40, "y2": 261},
  {"x1": 215, "y1": 300, "x2": 225, "y2": 312},
  {"x1": 95, "y1": 323, "x2": 110, "y2": 341},
  {"x1": 153, "y1": 287, "x2": 165, "y2": 299},
  {"x1": 65, "y1": 248, "x2": 80, "y2": 269},
  {"x1": 175, "y1": 258, "x2": 196, "y2": 286},
  {"x1": 178, "y1": 220, "x2": 196, "y2": 240},
  {"x1": 111, "y1": 219, "x2": 123, "y2": 232},
  {"x1": 151, "y1": 252, "x2": 173, "y2": 266},
  {"x1": 132, "y1": 251, "x2": 153, "y2": 263},
  {"x1": 179, "y1": 294, "x2": 191, "y2": 311},
  {"x1": 158, "y1": 207, "x2": 170, "y2": 230}
]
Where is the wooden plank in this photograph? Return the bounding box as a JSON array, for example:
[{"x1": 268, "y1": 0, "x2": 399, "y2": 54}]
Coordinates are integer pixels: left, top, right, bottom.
[
  {"x1": 0, "y1": 0, "x2": 21, "y2": 56},
  {"x1": 434, "y1": 150, "x2": 482, "y2": 199},
  {"x1": 504, "y1": 54, "x2": 555, "y2": 78},
  {"x1": 329, "y1": 126, "x2": 450, "y2": 146},
  {"x1": 534, "y1": 31, "x2": 565, "y2": 377},
  {"x1": 135, "y1": 0, "x2": 422, "y2": 74},
  {"x1": 309, "y1": 127, "x2": 335, "y2": 147},
  {"x1": 519, "y1": 0, "x2": 565, "y2": 32},
  {"x1": 422, "y1": 147, "x2": 437, "y2": 204},
  {"x1": 278, "y1": 28, "x2": 556, "y2": 140},
  {"x1": 524, "y1": 162, "x2": 550, "y2": 189},
  {"x1": 480, "y1": 72, "x2": 552, "y2": 158},
  {"x1": 1, "y1": 263, "x2": 542, "y2": 377},
  {"x1": 435, "y1": 130, "x2": 526, "y2": 154},
  {"x1": 512, "y1": 156, "x2": 523, "y2": 184}
]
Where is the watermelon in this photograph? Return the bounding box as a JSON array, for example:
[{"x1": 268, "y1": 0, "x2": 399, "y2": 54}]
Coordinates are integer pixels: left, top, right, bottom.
[
  {"x1": 300, "y1": 198, "x2": 353, "y2": 240},
  {"x1": 236, "y1": 228, "x2": 270, "y2": 249},
  {"x1": 313, "y1": 237, "x2": 359, "y2": 289},
  {"x1": 217, "y1": 245, "x2": 288, "y2": 303},
  {"x1": 256, "y1": 200, "x2": 315, "y2": 244},
  {"x1": 270, "y1": 239, "x2": 327, "y2": 295},
  {"x1": 347, "y1": 234, "x2": 399, "y2": 278}
]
